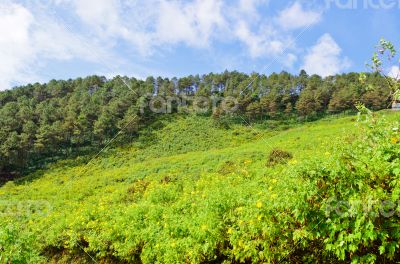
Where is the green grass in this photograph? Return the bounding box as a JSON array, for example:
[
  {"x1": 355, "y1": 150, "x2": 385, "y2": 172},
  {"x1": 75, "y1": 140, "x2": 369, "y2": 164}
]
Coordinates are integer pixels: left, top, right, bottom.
[{"x1": 1, "y1": 111, "x2": 399, "y2": 263}]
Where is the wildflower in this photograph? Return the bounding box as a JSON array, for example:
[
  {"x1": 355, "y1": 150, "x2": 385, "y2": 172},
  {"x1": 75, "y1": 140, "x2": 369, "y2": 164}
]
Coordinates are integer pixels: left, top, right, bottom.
[
  {"x1": 268, "y1": 186, "x2": 273, "y2": 191},
  {"x1": 391, "y1": 137, "x2": 399, "y2": 144},
  {"x1": 201, "y1": 225, "x2": 208, "y2": 231},
  {"x1": 257, "y1": 215, "x2": 263, "y2": 221},
  {"x1": 271, "y1": 179, "x2": 277, "y2": 184},
  {"x1": 227, "y1": 228, "x2": 233, "y2": 234},
  {"x1": 236, "y1": 207, "x2": 243, "y2": 212},
  {"x1": 256, "y1": 201, "x2": 263, "y2": 208}
]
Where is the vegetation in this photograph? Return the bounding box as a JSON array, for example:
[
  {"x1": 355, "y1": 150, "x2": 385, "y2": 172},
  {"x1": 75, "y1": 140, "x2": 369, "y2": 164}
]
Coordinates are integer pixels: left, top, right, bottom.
[
  {"x1": 0, "y1": 39, "x2": 400, "y2": 263},
  {"x1": 266, "y1": 148, "x2": 293, "y2": 167},
  {"x1": 0, "y1": 70, "x2": 392, "y2": 180},
  {"x1": 0, "y1": 111, "x2": 398, "y2": 263}
]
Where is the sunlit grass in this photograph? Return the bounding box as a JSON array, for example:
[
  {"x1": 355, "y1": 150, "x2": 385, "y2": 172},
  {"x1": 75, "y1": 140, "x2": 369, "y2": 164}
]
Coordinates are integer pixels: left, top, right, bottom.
[{"x1": 0, "y1": 111, "x2": 398, "y2": 263}]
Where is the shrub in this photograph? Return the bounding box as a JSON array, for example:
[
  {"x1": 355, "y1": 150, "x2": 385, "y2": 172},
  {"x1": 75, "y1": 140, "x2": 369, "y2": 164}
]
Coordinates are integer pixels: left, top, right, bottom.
[
  {"x1": 266, "y1": 148, "x2": 293, "y2": 167},
  {"x1": 218, "y1": 160, "x2": 237, "y2": 175},
  {"x1": 289, "y1": 115, "x2": 400, "y2": 262}
]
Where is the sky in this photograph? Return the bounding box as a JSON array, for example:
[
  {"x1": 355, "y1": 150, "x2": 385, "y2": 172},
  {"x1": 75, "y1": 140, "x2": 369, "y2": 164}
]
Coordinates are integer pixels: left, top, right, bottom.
[{"x1": 0, "y1": 0, "x2": 400, "y2": 90}]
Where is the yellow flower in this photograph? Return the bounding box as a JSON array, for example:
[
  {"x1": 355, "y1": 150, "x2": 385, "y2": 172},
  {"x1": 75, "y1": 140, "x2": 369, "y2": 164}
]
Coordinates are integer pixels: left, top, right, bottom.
[
  {"x1": 236, "y1": 207, "x2": 243, "y2": 212},
  {"x1": 391, "y1": 137, "x2": 399, "y2": 144},
  {"x1": 257, "y1": 215, "x2": 263, "y2": 221},
  {"x1": 201, "y1": 225, "x2": 208, "y2": 231},
  {"x1": 271, "y1": 179, "x2": 277, "y2": 184},
  {"x1": 268, "y1": 186, "x2": 273, "y2": 191},
  {"x1": 256, "y1": 201, "x2": 263, "y2": 208},
  {"x1": 227, "y1": 228, "x2": 233, "y2": 234}
]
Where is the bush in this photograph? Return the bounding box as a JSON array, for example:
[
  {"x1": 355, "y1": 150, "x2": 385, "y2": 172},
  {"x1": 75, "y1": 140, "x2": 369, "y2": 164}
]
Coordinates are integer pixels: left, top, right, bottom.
[
  {"x1": 289, "y1": 115, "x2": 400, "y2": 262},
  {"x1": 266, "y1": 148, "x2": 293, "y2": 167}
]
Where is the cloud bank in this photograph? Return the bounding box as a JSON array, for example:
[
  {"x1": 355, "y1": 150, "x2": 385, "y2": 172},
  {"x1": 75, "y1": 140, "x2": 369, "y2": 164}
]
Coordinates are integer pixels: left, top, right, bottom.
[{"x1": 0, "y1": 0, "x2": 341, "y2": 90}]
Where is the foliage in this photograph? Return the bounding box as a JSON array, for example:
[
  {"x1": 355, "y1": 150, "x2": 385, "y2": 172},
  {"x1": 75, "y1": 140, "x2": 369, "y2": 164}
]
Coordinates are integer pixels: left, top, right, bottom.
[
  {"x1": 266, "y1": 148, "x2": 293, "y2": 167},
  {"x1": 0, "y1": 40, "x2": 399, "y2": 262},
  {"x1": 0, "y1": 111, "x2": 399, "y2": 263},
  {"x1": 0, "y1": 71, "x2": 392, "y2": 179},
  {"x1": 291, "y1": 112, "x2": 400, "y2": 263}
]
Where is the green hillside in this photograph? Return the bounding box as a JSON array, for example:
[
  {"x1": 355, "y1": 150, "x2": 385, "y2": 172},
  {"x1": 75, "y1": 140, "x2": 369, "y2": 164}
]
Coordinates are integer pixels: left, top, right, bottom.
[{"x1": 1, "y1": 111, "x2": 399, "y2": 263}]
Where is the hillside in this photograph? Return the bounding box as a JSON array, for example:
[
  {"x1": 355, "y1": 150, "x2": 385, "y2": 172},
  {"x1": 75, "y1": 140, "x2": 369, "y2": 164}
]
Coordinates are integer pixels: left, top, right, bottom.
[
  {"x1": 0, "y1": 72, "x2": 391, "y2": 181},
  {"x1": 1, "y1": 111, "x2": 399, "y2": 263}
]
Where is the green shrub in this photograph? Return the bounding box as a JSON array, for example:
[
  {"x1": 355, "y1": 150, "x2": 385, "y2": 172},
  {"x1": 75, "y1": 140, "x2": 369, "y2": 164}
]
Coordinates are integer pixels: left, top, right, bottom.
[
  {"x1": 266, "y1": 148, "x2": 293, "y2": 167},
  {"x1": 289, "y1": 115, "x2": 400, "y2": 263}
]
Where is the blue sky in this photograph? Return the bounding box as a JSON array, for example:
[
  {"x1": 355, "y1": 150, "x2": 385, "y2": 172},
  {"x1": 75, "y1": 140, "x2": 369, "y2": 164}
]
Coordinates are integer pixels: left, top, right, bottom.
[{"x1": 1, "y1": 0, "x2": 400, "y2": 90}]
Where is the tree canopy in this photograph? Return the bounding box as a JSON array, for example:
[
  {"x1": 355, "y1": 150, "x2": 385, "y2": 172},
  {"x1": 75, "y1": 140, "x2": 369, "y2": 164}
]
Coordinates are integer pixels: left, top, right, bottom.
[{"x1": 0, "y1": 71, "x2": 391, "y2": 179}]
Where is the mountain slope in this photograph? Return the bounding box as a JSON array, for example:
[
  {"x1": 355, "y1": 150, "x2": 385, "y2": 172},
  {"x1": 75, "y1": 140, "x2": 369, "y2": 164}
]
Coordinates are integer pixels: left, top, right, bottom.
[{"x1": 0, "y1": 111, "x2": 399, "y2": 263}]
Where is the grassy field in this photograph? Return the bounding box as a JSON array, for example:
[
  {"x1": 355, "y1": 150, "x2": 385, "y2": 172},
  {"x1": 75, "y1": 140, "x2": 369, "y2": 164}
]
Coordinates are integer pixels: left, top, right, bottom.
[{"x1": 1, "y1": 111, "x2": 399, "y2": 263}]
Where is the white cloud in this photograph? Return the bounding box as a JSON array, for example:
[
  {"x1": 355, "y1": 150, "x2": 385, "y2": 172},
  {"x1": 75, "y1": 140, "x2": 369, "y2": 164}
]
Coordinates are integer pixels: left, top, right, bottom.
[
  {"x1": 0, "y1": 0, "x2": 327, "y2": 89},
  {"x1": 0, "y1": 1, "x2": 113, "y2": 90},
  {"x1": 276, "y1": 2, "x2": 322, "y2": 30},
  {"x1": 0, "y1": 3, "x2": 35, "y2": 89},
  {"x1": 302, "y1": 34, "x2": 350, "y2": 77},
  {"x1": 283, "y1": 53, "x2": 298, "y2": 69},
  {"x1": 237, "y1": 0, "x2": 269, "y2": 18},
  {"x1": 235, "y1": 21, "x2": 287, "y2": 58},
  {"x1": 63, "y1": 0, "x2": 227, "y2": 54},
  {"x1": 71, "y1": 0, "x2": 120, "y2": 34},
  {"x1": 389, "y1": 66, "x2": 400, "y2": 80},
  {"x1": 65, "y1": 0, "x2": 153, "y2": 54}
]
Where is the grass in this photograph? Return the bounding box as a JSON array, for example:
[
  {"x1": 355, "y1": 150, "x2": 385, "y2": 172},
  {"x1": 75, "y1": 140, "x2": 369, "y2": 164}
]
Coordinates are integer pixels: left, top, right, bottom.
[{"x1": 0, "y1": 111, "x2": 399, "y2": 263}]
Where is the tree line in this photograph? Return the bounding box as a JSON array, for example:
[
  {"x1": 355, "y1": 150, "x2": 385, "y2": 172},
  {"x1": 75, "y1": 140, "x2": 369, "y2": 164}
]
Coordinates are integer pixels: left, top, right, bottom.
[{"x1": 0, "y1": 70, "x2": 391, "y2": 179}]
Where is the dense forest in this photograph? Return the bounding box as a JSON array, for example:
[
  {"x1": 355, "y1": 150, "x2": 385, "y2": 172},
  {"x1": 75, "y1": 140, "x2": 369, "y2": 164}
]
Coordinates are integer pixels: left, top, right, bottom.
[{"x1": 0, "y1": 70, "x2": 391, "y2": 179}]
